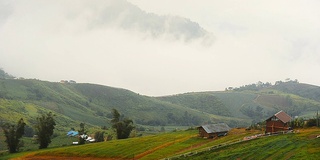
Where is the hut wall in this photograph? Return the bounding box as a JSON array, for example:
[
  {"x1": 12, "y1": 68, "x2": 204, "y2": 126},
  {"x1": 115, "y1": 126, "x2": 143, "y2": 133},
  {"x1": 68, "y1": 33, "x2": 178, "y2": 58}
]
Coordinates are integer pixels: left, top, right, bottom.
[{"x1": 266, "y1": 120, "x2": 289, "y2": 133}]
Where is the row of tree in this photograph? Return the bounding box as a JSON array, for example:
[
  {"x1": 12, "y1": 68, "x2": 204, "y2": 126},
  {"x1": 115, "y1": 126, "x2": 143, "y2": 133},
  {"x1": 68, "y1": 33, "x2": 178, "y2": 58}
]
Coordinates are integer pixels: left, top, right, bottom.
[
  {"x1": 1, "y1": 112, "x2": 56, "y2": 153},
  {"x1": 2, "y1": 109, "x2": 134, "y2": 154}
]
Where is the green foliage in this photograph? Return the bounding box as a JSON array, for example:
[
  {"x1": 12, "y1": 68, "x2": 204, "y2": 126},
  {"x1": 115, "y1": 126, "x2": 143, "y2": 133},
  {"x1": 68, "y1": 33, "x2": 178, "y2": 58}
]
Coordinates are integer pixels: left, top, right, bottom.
[
  {"x1": 0, "y1": 68, "x2": 15, "y2": 79},
  {"x1": 111, "y1": 109, "x2": 135, "y2": 139},
  {"x1": 1, "y1": 118, "x2": 26, "y2": 153},
  {"x1": 305, "y1": 118, "x2": 317, "y2": 127},
  {"x1": 233, "y1": 81, "x2": 272, "y2": 91},
  {"x1": 177, "y1": 129, "x2": 320, "y2": 160},
  {"x1": 3, "y1": 128, "x2": 320, "y2": 160},
  {"x1": 273, "y1": 80, "x2": 320, "y2": 102},
  {"x1": 94, "y1": 131, "x2": 105, "y2": 142},
  {"x1": 24, "y1": 125, "x2": 34, "y2": 137},
  {"x1": 34, "y1": 112, "x2": 56, "y2": 149},
  {"x1": 292, "y1": 117, "x2": 305, "y2": 128},
  {"x1": 158, "y1": 93, "x2": 231, "y2": 116},
  {"x1": 78, "y1": 123, "x2": 86, "y2": 145}
]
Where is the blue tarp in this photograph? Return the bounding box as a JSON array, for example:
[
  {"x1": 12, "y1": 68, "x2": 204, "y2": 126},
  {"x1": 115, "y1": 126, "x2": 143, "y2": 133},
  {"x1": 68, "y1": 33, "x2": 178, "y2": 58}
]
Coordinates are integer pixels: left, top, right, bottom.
[{"x1": 67, "y1": 131, "x2": 79, "y2": 136}]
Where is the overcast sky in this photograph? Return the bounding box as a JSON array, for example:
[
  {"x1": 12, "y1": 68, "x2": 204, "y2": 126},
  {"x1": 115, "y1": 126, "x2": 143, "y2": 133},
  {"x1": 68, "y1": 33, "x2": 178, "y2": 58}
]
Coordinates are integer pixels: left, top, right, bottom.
[{"x1": 1, "y1": 0, "x2": 319, "y2": 96}]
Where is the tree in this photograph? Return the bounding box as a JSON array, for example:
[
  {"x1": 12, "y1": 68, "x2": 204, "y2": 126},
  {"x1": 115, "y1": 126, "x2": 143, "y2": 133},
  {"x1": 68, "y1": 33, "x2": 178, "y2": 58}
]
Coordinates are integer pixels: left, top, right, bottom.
[
  {"x1": 78, "y1": 123, "x2": 87, "y2": 145},
  {"x1": 94, "y1": 131, "x2": 105, "y2": 142},
  {"x1": 1, "y1": 118, "x2": 26, "y2": 153},
  {"x1": 111, "y1": 109, "x2": 134, "y2": 139},
  {"x1": 34, "y1": 112, "x2": 56, "y2": 149}
]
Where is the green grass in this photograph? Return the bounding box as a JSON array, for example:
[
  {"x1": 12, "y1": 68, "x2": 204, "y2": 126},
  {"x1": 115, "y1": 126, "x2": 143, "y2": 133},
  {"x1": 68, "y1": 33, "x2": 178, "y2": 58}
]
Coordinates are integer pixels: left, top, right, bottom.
[
  {"x1": 3, "y1": 130, "x2": 200, "y2": 160},
  {"x1": 1, "y1": 128, "x2": 320, "y2": 160},
  {"x1": 0, "y1": 79, "x2": 214, "y2": 127},
  {"x1": 176, "y1": 128, "x2": 320, "y2": 160}
]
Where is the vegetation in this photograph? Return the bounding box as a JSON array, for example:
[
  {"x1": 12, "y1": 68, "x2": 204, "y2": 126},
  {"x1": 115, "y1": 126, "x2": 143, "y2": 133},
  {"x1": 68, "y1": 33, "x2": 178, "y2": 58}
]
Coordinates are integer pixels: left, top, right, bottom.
[
  {"x1": 111, "y1": 109, "x2": 134, "y2": 139},
  {"x1": 78, "y1": 123, "x2": 86, "y2": 145},
  {"x1": 94, "y1": 131, "x2": 105, "y2": 142},
  {"x1": 1, "y1": 77, "x2": 320, "y2": 130},
  {"x1": 2, "y1": 128, "x2": 319, "y2": 160},
  {"x1": 1, "y1": 69, "x2": 320, "y2": 158},
  {"x1": 0, "y1": 68, "x2": 14, "y2": 79},
  {"x1": 176, "y1": 128, "x2": 320, "y2": 160},
  {"x1": 34, "y1": 112, "x2": 56, "y2": 149},
  {"x1": 1, "y1": 118, "x2": 25, "y2": 153}
]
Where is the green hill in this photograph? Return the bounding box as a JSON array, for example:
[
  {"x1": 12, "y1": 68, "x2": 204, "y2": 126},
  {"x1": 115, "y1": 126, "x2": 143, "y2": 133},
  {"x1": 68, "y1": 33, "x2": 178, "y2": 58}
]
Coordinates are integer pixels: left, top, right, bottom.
[
  {"x1": 158, "y1": 82, "x2": 320, "y2": 124},
  {"x1": 1, "y1": 78, "x2": 320, "y2": 130},
  {"x1": 0, "y1": 79, "x2": 213, "y2": 127},
  {"x1": 271, "y1": 81, "x2": 320, "y2": 102}
]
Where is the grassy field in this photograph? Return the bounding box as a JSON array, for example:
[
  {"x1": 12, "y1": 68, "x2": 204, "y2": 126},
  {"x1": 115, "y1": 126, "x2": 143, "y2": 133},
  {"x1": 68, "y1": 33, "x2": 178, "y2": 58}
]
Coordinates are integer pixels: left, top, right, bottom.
[
  {"x1": 175, "y1": 128, "x2": 320, "y2": 160},
  {"x1": 1, "y1": 128, "x2": 319, "y2": 160},
  {"x1": 0, "y1": 128, "x2": 261, "y2": 160}
]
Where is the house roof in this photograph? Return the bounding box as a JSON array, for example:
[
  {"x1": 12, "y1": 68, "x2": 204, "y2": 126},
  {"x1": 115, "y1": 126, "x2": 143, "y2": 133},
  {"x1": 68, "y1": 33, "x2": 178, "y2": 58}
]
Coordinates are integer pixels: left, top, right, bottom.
[
  {"x1": 268, "y1": 110, "x2": 292, "y2": 123},
  {"x1": 199, "y1": 123, "x2": 231, "y2": 133}
]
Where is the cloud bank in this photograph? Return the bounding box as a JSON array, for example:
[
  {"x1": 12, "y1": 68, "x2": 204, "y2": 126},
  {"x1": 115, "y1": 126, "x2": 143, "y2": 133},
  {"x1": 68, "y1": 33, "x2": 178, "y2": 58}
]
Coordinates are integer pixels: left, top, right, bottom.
[{"x1": 1, "y1": 0, "x2": 320, "y2": 96}]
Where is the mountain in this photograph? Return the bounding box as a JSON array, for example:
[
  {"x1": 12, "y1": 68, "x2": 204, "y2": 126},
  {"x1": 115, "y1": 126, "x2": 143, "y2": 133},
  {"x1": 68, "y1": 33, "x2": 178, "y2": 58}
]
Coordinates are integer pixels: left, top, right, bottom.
[
  {"x1": 0, "y1": 78, "x2": 216, "y2": 130},
  {"x1": 158, "y1": 81, "x2": 320, "y2": 124},
  {"x1": 1, "y1": 68, "x2": 320, "y2": 132}
]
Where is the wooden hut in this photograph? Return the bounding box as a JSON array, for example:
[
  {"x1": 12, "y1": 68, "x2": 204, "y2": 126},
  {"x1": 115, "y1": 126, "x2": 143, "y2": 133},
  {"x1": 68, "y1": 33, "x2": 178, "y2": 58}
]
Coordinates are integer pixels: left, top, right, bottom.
[
  {"x1": 198, "y1": 123, "x2": 231, "y2": 138},
  {"x1": 265, "y1": 110, "x2": 292, "y2": 134}
]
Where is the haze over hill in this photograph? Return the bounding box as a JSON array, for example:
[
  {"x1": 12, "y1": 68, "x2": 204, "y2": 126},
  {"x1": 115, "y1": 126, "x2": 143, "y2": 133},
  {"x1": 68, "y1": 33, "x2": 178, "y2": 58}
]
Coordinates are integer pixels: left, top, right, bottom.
[{"x1": 1, "y1": 0, "x2": 320, "y2": 96}]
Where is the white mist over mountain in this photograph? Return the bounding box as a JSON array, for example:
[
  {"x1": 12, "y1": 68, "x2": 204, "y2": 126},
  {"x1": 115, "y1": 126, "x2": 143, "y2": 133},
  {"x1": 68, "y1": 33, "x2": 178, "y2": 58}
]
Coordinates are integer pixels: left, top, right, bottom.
[{"x1": 1, "y1": 0, "x2": 319, "y2": 96}]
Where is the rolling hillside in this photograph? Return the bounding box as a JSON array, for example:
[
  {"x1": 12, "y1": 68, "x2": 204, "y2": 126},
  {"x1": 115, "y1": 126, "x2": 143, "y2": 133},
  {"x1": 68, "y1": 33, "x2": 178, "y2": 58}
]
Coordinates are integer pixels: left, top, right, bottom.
[
  {"x1": 0, "y1": 79, "x2": 213, "y2": 128},
  {"x1": 1, "y1": 77, "x2": 320, "y2": 130},
  {"x1": 158, "y1": 81, "x2": 320, "y2": 124}
]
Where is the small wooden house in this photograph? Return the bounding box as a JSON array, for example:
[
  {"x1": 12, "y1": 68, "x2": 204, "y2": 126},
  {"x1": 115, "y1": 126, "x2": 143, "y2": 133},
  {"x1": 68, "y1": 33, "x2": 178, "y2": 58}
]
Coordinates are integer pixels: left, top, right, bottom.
[
  {"x1": 265, "y1": 110, "x2": 292, "y2": 134},
  {"x1": 198, "y1": 123, "x2": 231, "y2": 138}
]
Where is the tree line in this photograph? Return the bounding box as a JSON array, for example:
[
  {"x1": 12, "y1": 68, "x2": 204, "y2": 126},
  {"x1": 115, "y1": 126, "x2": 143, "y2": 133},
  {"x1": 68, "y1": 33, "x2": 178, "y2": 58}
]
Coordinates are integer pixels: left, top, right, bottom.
[
  {"x1": 1, "y1": 109, "x2": 134, "y2": 154},
  {"x1": 1, "y1": 112, "x2": 56, "y2": 153}
]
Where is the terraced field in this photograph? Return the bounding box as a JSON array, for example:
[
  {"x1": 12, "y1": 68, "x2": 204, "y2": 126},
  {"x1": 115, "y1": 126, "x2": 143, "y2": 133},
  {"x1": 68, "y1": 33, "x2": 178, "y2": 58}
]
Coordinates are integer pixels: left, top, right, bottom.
[
  {"x1": 1, "y1": 128, "x2": 320, "y2": 160},
  {"x1": 175, "y1": 128, "x2": 320, "y2": 160},
  {"x1": 2, "y1": 128, "x2": 260, "y2": 160}
]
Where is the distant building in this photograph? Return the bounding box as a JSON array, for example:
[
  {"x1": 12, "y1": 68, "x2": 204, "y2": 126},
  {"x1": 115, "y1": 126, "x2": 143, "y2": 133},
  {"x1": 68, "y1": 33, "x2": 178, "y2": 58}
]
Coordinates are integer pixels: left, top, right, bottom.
[
  {"x1": 60, "y1": 80, "x2": 76, "y2": 84},
  {"x1": 198, "y1": 123, "x2": 231, "y2": 138},
  {"x1": 265, "y1": 110, "x2": 292, "y2": 134},
  {"x1": 69, "y1": 80, "x2": 76, "y2": 83},
  {"x1": 60, "y1": 80, "x2": 68, "y2": 83}
]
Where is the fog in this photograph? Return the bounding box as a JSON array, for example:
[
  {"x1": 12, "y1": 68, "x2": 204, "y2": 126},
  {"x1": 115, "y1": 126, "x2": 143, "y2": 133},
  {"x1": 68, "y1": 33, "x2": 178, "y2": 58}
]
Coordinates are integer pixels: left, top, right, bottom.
[{"x1": 1, "y1": 0, "x2": 319, "y2": 96}]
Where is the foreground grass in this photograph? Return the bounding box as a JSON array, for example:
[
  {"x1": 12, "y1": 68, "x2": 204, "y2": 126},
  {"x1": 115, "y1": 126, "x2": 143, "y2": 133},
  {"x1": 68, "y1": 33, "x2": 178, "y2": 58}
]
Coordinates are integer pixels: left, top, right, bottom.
[
  {"x1": 1, "y1": 128, "x2": 260, "y2": 160},
  {"x1": 2, "y1": 130, "x2": 199, "y2": 160},
  {"x1": 176, "y1": 128, "x2": 320, "y2": 160}
]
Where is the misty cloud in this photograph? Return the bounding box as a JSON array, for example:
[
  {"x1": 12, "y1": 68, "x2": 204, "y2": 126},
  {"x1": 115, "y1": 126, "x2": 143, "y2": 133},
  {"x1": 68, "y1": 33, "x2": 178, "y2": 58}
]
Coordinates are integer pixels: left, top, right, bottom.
[
  {"x1": 75, "y1": 0, "x2": 214, "y2": 44},
  {"x1": 0, "y1": 0, "x2": 13, "y2": 27},
  {"x1": 1, "y1": 0, "x2": 320, "y2": 96}
]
